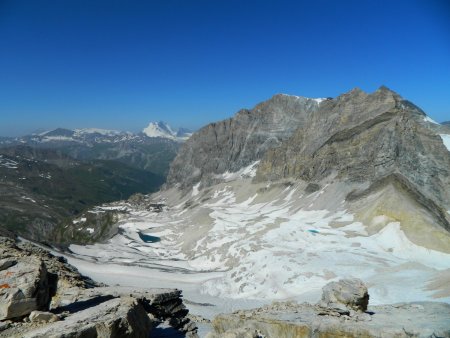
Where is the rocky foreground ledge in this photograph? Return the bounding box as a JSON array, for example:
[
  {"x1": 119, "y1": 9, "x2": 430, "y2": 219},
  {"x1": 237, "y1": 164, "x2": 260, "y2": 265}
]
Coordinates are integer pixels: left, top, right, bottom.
[
  {"x1": 0, "y1": 236, "x2": 198, "y2": 337},
  {"x1": 207, "y1": 279, "x2": 450, "y2": 338}
]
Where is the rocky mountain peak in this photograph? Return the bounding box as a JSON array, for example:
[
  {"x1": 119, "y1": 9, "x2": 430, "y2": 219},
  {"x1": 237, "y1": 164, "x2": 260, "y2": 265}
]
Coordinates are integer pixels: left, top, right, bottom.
[
  {"x1": 166, "y1": 93, "x2": 322, "y2": 189},
  {"x1": 166, "y1": 86, "x2": 450, "y2": 235}
]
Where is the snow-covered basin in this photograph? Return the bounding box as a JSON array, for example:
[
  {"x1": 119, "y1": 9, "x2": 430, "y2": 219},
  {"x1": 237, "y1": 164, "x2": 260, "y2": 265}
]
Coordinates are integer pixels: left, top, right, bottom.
[{"x1": 66, "y1": 177, "x2": 450, "y2": 322}]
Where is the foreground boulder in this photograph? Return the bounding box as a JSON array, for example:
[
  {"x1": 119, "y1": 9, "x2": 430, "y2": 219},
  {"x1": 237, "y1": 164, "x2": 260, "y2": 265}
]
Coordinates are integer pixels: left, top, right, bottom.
[
  {"x1": 319, "y1": 278, "x2": 369, "y2": 314},
  {"x1": 0, "y1": 257, "x2": 49, "y2": 320},
  {"x1": 207, "y1": 279, "x2": 450, "y2": 338}
]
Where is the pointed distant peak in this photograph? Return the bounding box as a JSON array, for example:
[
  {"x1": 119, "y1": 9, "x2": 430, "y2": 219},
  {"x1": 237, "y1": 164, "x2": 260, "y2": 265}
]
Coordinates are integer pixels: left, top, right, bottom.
[
  {"x1": 372, "y1": 86, "x2": 404, "y2": 103},
  {"x1": 42, "y1": 128, "x2": 75, "y2": 137},
  {"x1": 143, "y1": 121, "x2": 176, "y2": 139},
  {"x1": 375, "y1": 85, "x2": 399, "y2": 95},
  {"x1": 348, "y1": 87, "x2": 366, "y2": 94}
]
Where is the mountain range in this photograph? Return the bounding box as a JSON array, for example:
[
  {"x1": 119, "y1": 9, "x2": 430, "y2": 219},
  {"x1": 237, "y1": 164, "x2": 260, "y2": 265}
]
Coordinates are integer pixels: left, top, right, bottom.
[
  {"x1": 61, "y1": 87, "x2": 450, "y2": 316},
  {"x1": 1, "y1": 87, "x2": 450, "y2": 337},
  {"x1": 0, "y1": 121, "x2": 192, "y2": 242},
  {"x1": 0, "y1": 121, "x2": 192, "y2": 176}
]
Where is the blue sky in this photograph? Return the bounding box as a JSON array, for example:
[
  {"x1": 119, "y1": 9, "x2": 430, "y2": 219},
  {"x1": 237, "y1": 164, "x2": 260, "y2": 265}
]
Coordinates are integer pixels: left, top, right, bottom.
[{"x1": 0, "y1": 0, "x2": 449, "y2": 136}]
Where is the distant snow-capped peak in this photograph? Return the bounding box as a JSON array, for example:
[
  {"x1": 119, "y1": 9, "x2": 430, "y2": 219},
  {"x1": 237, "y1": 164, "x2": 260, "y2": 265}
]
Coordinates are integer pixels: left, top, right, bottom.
[
  {"x1": 142, "y1": 121, "x2": 192, "y2": 141},
  {"x1": 143, "y1": 121, "x2": 176, "y2": 139}
]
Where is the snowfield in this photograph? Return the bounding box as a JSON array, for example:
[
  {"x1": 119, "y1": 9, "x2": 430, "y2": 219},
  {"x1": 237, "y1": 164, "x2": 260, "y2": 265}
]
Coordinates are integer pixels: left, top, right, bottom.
[
  {"x1": 66, "y1": 173, "x2": 450, "y2": 321},
  {"x1": 440, "y1": 134, "x2": 450, "y2": 152}
]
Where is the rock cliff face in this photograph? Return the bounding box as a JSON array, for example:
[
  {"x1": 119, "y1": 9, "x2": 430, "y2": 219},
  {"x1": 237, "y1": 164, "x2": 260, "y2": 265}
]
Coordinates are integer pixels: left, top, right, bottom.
[
  {"x1": 256, "y1": 87, "x2": 450, "y2": 230},
  {"x1": 166, "y1": 94, "x2": 322, "y2": 189}
]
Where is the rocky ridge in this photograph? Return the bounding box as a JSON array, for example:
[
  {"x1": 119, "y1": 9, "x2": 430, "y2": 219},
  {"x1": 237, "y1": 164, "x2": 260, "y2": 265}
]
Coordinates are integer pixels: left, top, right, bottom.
[
  {"x1": 166, "y1": 94, "x2": 324, "y2": 189},
  {"x1": 0, "y1": 236, "x2": 197, "y2": 337}
]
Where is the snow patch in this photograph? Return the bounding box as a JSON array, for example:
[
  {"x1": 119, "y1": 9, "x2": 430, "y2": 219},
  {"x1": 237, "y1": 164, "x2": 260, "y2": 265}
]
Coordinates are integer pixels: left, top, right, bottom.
[
  {"x1": 74, "y1": 128, "x2": 122, "y2": 136},
  {"x1": 313, "y1": 98, "x2": 326, "y2": 104},
  {"x1": 439, "y1": 134, "x2": 450, "y2": 152},
  {"x1": 42, "y1": 136, "x2": 77, "y2": 142},
  {"x1": 0, "y1": 155, "x2": 18, "y2": 169},
  {"x1": 279, "y1": 94, "x2": 326, "y2": 104},
  {"x1": 73, "y1": 217, "x2": 87, "y2": 224},
  {"x1": 222, "y1": 161, "x2": 260, "y2": 181},
  {"x1": 424, "y1": 116, "x2": 440, "y2": 125},
  {"x1": 192, "y1": 182, "x2": 201, "y2": 197},
  {"x1": 21, "y1": 196, "x2": 36, "y2": 203}
]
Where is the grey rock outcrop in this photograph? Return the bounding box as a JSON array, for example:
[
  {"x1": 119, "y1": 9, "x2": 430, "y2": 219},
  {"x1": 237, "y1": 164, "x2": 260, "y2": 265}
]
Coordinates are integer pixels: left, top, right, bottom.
[
  {"x1": 0, "y1": 237, "x2": 198, "y2": 337},
  {"x1": 28, "y1": 311, "x2": 58, "y2": 323},
  {"x1": 23, "y1": 297, "x2": 154, "y2": 338},
  {"x1": 207, "y1": 279, "x2": 450, "y2": 338},
  {"x1": 256, "y1": 87, "x2": 450, "y2": 231},
  {"x1": 319, "y1": 278, "x2": 369, "y2": 314},
  {"x1": 166, "y1": 94, "x2": 322, "y2": 190},
  {"x1": 0, "y1": 256, "x2": 49, "y2": 320}
]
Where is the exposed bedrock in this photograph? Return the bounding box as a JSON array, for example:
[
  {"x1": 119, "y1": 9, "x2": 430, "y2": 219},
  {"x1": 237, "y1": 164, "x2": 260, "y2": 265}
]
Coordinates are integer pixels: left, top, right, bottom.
[
  {"x1": 0, "y1": 237, "x2": 198, "y2": 338},
  {"x1": 256, "y1": 87, "x2": 450, "y2": 231},
  {"x1": 166, "y1": 94, "x2": 322, "y2": 190},
  {"x1": 207, "y1": 279, "x2": 450, "y2": 338}
]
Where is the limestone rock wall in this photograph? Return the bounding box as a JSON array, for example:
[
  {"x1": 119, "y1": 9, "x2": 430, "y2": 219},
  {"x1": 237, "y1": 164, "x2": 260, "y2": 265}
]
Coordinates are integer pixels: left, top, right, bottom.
[{"x1": 166, "y1": 94, "x2": 321, "y2": 190}]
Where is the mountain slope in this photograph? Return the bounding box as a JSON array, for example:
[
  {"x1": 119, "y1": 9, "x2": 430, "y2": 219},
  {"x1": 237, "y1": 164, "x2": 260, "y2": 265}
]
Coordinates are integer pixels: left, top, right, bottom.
[{"x1": 0, "y1": 146, "x2": 164, "y2": 242}]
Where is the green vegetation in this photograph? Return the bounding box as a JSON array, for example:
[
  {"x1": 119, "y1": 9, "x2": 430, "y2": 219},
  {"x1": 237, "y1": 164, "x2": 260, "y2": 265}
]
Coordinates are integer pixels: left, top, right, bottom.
[{"x1": 0, "y1": 147, "x2": 165, "y2": 242}]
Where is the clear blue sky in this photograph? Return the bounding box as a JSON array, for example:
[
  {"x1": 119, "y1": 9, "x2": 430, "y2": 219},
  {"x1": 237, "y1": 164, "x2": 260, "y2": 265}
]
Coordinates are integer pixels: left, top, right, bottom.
[{"x1": 0, "y1": 0, "x2": 449, "y2": 136}]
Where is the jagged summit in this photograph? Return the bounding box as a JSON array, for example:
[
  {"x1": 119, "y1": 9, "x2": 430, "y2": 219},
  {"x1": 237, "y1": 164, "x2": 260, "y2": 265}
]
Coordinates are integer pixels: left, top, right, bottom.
[
  {"x1": 166, "y1": 86, "x2": 431, "y2": 190},
  {"x1": 166, "y1": 92, "x2": 321, "y2": 189}
]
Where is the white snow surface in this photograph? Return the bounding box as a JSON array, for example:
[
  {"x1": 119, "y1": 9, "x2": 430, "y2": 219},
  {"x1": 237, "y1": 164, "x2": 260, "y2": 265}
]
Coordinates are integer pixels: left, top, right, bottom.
[
  {"x1": 313, "y1": 98, "x2": 327, "y2": 104},
  {"x1": 74, "y1": 128, "x2": 122, "y2": 136},
  {"x1": 424, "y1": 116, "x2": 440, "y2": 125},
  {"x1": 142, "y1": 121, "x2": 192, "y2": 141},
  {"x1": 222, "y1": 161, "x2": 260, "y2": 181},
  {"x1": 142, "y1": 121, "x2": 176, "y2": 139},
  {"x1": 66, "y1": 179, "x2": 450, "y2": 320},
  {"x1": 191, "y1": 182, "x2": 201, "y2": 197},
  {"x1": 440, "y1": 134, "x2": 450, "y2": 152},
  {"x1": 0, "y1": 155, "x2": 18, "y2": 169},
  {"x1": 280, "y1": 94, "x2": 326, "y2": 104},
  {"x1": 41, "y1": 136, "x2": 78, "y2": 142}
]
